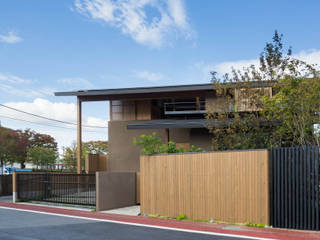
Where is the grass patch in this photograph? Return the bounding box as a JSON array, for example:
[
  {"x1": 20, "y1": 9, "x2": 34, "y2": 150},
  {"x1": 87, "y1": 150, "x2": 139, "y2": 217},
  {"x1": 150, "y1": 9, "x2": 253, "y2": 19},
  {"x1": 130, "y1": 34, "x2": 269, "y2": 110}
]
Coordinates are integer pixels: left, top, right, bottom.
[
  {"x1": 193, "y1": 219, "x2": 210, "y2": 223},
  {"x1": 176, "y1": 214, "x2": 187, "y2": 221},
  {"x1": 244, "y1": 222, "x2": 265, "y2": 228},
  {"x1": 145, "y1": 213, "x2": 268, "y2": 228}
]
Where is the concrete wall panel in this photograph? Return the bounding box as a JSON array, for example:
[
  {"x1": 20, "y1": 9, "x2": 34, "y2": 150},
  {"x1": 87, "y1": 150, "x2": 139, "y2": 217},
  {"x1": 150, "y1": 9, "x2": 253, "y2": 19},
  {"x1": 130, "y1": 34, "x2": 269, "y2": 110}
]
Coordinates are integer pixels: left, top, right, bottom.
[
  {"x1": 96, "y1": 172, "x2": 136, "y2": 211},
  {"x1": 108, "y1": 120, "x2": 167, "y2": 172}
]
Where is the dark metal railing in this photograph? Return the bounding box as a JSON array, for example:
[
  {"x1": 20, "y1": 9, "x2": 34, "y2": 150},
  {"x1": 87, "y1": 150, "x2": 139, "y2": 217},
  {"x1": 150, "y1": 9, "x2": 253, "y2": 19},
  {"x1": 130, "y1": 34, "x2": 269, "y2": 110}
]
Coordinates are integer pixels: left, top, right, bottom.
[
  {"x1": 0, "y1": 175, "x2": 12, "y2": 196},
  {"x1": 270, "y1": 146, "x2": 320, "y2": 230},
  {"x1": 17, "y1": 173, "x2": 96, "y2": 206},
  {"x1": 164, "y1": 101, "x2": 206, "y2": 115}
]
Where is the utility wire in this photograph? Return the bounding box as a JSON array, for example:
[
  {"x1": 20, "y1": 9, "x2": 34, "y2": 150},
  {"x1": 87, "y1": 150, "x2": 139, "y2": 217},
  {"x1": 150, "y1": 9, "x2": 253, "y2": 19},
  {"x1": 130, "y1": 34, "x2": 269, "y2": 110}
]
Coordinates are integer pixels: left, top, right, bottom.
[
  {"x1": 0, "y1": 103, "x2": 108, "y2": 129},
  {"x1": 0, "y1": 114, "x2": 105, "y2": 134}
]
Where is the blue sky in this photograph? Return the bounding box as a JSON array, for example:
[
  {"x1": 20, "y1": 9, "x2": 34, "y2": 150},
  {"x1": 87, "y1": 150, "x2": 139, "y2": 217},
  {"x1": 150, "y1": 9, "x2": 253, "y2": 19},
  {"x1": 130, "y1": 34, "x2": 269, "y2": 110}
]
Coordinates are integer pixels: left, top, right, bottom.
[{"x1": 1, "y1": 0, "x2": 320, "y2": 150}]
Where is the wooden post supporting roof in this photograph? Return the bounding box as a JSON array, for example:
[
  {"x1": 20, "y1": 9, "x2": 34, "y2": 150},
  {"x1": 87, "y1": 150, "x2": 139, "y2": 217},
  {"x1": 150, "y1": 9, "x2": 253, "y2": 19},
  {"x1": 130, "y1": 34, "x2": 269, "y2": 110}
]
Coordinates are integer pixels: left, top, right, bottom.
[{"x1": 77, "y1": 97, "x2": 82, "y2": 174}]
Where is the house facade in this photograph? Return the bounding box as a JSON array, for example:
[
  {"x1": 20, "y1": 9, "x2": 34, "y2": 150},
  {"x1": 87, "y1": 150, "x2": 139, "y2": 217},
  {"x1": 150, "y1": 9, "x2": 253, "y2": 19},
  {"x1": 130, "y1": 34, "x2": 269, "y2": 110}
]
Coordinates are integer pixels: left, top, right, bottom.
[{"x1": 55, "y1": 82, "x2": 272, "y2": 173}]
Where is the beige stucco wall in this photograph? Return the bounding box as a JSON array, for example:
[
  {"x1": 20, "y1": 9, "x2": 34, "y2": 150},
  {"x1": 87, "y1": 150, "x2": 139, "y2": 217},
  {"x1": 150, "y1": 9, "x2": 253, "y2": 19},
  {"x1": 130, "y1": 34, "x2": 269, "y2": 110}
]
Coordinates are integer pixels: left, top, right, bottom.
[
  {"x1": 169, "y1": 128, "x2": 190, "y2": 142},
  {"x1": 108, "y1": 121, "x2": 214, "y2": 172},
  {"x1": 108, "y1": 120, "x2": 167, "y2": 172}
]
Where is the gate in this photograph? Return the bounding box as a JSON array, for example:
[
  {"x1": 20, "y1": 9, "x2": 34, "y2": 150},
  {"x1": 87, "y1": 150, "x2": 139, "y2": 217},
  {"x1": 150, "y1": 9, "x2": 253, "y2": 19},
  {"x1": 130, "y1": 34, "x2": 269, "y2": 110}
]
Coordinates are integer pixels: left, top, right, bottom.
[
  {"x1": 0, "y1": 175, "x2": 12, "y2": 196},
  {"x1": 270, "y1": 146, "x2": 320, "y2": 230},
  {"x1": 17, "y1": 173, "x2": 96, "y2": 206}
]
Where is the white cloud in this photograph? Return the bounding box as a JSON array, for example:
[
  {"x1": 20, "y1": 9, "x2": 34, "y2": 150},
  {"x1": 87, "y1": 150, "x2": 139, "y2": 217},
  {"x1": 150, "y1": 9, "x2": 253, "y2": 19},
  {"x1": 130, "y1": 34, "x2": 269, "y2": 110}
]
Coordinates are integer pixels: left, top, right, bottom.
[
  {"x1": 74, "y1": 0, "x2": 192, "y2": 48},
  {"x1": 86, "y1": 116, "x2": 108, "y2": 127},
  {"x1": 134, "y1": 70, "x2": 164, "y2": 82},
  {"x1": 0, "y1": 99, "x2": 77, "y2": 124},
  {"x1": 0, "y1": 72, "x2": 32, "y2": 84},
  {"x1": 57, "y1": 77, "x2": 95, "y2": 90},
  {"x1": 0, "y1": 98, "x2": 108, "y2": 127},
  {"x1": 213, "y1": 59, "x2": 259, "y2": 76},
  {"x1": 200, "y1": 49, "x2": 320, "y2": 78},
  {"x1": 0, "y1": 83, "x2": 55, "y2": 98},
  {"x1": 0, "y1": 72, "x2": 55, "y2": 98},
  {"x1": 294, "y1": 49, "x2": 320, "y2": 65},
  {"x1": 0, "y1": 98, "x2": 108, "y2": 150},
  {"x1": 0, "y1": 31, "x2": 22, "y2": 44}
]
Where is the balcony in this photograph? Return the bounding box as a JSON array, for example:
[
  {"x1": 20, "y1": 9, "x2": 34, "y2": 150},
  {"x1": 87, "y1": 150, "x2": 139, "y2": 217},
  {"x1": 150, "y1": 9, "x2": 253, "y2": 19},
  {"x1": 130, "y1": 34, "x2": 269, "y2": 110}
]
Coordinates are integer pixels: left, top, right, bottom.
[{"x1": 164, "y1": 101, "x2": 206, "y2": 115}]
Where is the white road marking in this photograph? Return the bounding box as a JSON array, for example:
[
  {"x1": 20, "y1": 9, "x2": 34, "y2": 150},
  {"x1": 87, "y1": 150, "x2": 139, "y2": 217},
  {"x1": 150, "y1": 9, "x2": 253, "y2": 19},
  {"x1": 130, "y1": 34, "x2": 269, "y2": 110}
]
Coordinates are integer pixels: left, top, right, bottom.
[{"x1": 0, "y1": 206, "x2": 276, "y2": 240}]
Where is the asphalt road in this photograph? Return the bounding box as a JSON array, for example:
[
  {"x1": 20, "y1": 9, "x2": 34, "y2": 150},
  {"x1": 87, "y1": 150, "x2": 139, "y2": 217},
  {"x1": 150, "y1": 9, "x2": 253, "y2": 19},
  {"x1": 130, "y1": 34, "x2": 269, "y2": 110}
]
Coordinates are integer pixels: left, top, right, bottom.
[{"x1": 0, "y1": 208, "x2": 258, "y2": 240}]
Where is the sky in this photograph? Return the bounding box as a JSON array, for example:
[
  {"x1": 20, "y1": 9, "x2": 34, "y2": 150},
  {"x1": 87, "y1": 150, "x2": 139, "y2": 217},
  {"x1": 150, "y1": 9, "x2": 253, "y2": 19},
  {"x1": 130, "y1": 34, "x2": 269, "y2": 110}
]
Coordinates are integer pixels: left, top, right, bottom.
[{"x1": 1, "y1": 0, "x2": 320, "y2": 151}]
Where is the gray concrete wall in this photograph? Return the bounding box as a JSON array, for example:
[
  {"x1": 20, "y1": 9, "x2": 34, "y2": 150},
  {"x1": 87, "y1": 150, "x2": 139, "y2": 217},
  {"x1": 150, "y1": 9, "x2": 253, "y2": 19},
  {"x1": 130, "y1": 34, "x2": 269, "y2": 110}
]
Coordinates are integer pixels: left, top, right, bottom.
[
  {"x1": 96, "y1": 172, "x2": 136, "y2": 211},
  {"x1": 108, "y1": 120, "x2": 167, "y2": 172}
]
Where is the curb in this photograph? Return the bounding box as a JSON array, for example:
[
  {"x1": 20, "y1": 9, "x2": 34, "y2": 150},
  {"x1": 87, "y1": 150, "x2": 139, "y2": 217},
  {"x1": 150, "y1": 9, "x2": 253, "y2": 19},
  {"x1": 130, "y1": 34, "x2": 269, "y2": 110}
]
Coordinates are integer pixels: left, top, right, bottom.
[{"x1": 0, "y1": 202, "x2": 319, "y2": 240}]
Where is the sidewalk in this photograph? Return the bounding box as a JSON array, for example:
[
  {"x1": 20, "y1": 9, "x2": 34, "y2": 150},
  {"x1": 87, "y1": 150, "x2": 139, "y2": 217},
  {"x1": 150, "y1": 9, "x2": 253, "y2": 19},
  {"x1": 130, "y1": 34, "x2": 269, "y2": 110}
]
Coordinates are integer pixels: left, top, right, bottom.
[{"x1": 0, "y1": 202, "x2": 318, "y2": 240}]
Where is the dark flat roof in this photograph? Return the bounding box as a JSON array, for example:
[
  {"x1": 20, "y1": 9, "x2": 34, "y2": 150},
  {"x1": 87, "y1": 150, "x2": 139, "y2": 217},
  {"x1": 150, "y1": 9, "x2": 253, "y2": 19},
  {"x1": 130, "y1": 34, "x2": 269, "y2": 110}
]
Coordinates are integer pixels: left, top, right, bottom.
[
  {"x1": 54, "y1": 81, "x2": 273, "y2": 102},
  {"x1": 54, "y1": 83, "x2": 214, "y2": 97}
]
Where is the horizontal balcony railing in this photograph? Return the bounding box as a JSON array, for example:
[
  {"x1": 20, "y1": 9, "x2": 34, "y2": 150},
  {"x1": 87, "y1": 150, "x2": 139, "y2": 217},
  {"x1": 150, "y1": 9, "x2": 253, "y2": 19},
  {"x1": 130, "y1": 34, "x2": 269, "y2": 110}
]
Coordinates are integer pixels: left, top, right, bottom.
[{"x1": 164, "y1": 101, "x2": 206, "y2": 115}]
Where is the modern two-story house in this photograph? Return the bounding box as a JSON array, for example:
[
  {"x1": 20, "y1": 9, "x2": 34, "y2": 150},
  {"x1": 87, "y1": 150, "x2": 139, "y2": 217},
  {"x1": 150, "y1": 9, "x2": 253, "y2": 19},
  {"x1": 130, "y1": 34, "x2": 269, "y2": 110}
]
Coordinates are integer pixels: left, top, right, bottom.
[{"x1": 55, "y1": 82, "x2": 272, "y2": 173}]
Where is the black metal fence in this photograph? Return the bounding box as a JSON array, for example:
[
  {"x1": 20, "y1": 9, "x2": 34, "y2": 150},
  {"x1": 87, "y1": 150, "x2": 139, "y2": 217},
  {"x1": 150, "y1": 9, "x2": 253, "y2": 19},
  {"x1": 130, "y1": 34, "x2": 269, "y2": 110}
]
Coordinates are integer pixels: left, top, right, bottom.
[
  {"x1": 17, "y1": 173, "x2": 96, "y2": 206},
  {"x1": 270, "y1": 146, "x2": 320, "y2": 230},
  {"x1": 0, "y1": 175, "x2": 12, "y2": 196}
]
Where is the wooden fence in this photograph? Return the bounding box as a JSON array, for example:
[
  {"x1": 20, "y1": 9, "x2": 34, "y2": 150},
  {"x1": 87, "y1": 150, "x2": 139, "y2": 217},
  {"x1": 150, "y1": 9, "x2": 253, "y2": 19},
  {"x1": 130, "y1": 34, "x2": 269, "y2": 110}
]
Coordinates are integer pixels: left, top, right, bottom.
[
  {"x1": 140, "y1": 150, "x2": 270, "y2": 225},
  {"x1": 85, "y1": 154, "x2": 108, "y2": 174}
]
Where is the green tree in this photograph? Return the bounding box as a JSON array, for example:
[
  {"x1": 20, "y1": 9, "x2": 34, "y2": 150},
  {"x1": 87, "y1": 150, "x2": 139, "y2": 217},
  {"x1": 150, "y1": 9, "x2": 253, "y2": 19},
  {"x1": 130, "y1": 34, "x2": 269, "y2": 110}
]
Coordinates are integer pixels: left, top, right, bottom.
[
  {"x1": 263, "y1": 77, "x2": 320, "y2": 147},
  {"x1": 10, "y1": 130, "x2": 29, "y2": 168},
  {"x1": 60, "y1": 141, "x2": 90, "y2": 171},
  {"x1": 133, "y1": 132, "x2": 203, "y2": 155},
  {"x1": 23, "y1": 129, "x2": 58, "y2": 151},
  {"x1": 26, "y1": 146, "x2": 58, "y2": 169},
  {"x1": 61, "y1": 143, "x2": 78, "y2": 171},
  {"x1": 0, "y1": 127, "x2": 58, "y2": 169},
  {"x1": 83, "y1": 141, "x2": 108, "y2": 154},
  {"x1": 8, "y1": 129, "x2": 58, "y2": 168},
  {"x1": 207, "y1": 31, "x2": 320, "y2": 150},
  {"x1": 133, "y1": 133, "x2": 165, "y2": 155},
  {"x1": 0, "y1": 127, "x2": 17, "y2": 173}
]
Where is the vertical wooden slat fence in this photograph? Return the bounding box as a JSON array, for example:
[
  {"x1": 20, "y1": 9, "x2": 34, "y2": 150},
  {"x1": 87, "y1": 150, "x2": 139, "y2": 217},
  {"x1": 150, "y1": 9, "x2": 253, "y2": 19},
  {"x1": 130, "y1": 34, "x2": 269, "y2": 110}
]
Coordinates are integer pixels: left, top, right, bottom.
[
  {"x1": 141, "y1": 150, "x2": 270, "y2": 225},
  {"x1": 270, "y1": 146, "x2": 320, "y2": 230}
]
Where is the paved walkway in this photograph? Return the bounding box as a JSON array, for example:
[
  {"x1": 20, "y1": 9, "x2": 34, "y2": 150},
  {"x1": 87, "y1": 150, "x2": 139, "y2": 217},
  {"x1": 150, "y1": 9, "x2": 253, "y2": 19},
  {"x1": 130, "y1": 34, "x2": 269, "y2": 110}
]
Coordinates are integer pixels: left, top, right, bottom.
[
  {"x1": 0, "y1": 202, "x2": 319, "y2": 240},
  {"x1": 102, "y1": 205, "x2": 140, "y2": 216},
  {"x1": 0, "y1": 195, "x2": 12, "y2": 202}
]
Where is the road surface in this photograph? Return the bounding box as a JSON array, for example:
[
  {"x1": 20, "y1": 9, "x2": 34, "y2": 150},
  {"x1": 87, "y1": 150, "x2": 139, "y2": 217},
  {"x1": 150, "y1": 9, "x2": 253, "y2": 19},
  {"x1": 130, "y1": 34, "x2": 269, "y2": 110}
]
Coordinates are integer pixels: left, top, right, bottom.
[{"x1": 0, "y1": 208, "x2": 258, "y2": 240}]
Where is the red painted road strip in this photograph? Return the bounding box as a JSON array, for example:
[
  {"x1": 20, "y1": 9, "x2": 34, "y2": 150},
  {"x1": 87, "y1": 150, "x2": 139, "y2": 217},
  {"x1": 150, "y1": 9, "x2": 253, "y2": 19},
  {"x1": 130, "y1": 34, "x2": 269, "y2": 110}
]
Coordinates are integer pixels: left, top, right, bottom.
[{"x1": 0, "y1": 202, "x2": 319, "y2": 240}]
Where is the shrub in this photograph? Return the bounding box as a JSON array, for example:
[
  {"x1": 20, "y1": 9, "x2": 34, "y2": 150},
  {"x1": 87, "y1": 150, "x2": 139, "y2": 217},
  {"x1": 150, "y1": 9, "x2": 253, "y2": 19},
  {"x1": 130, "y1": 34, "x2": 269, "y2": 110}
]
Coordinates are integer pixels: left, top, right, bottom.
[
  {"x1": 134, "y1": 133, "x2": 203, "y2": 155},
  {"x1": 133, "y1": 133, "x2": 164, "y2": 155},
  {"x1": 190, "y1": 145, "x2": 204, "y2": 152},
  {"x1": 244, "y1": 222, "x2": 265, "y2": 228},
  {"x1": 166, "y1": 141, "x2": 185, "y2": 153},
  {"x1": 176, "y1": 214, "x2": 187, "y2": 220}
]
